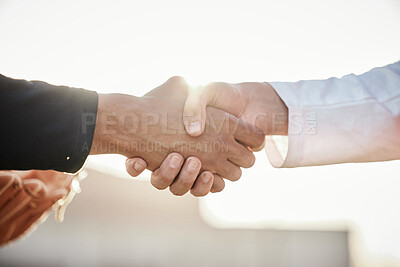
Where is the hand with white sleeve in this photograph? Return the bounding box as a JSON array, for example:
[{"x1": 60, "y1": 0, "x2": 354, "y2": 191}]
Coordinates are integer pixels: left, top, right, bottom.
[{"x1": 126, "y1": 61, "x2": 400, "y2": 191}]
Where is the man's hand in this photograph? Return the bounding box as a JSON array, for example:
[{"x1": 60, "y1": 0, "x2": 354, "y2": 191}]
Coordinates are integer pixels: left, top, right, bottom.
[
  {"x1": 183, "y1": 82, "x2": 289, "y2": 137},
  {"x1": 91, "y1": 77, "x2": 265, "y2": 196},
  {"x1": 125, "y1": 153, "x2": 224, "y2": 196},
  {"x1": 125, "y1": 152, "x2": 227, "y2": 196}
]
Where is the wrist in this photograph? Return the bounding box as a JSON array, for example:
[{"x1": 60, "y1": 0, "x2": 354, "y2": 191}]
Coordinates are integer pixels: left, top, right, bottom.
[
  {"x1": 90, "y1": 93, "x2": 146, "y2": 156},
  {"x1": 247, "y1": 82, "x2": 288, "y2": 135},
  {"x1": 264, "y1": 82, "x2": 288, "y2": 135}
]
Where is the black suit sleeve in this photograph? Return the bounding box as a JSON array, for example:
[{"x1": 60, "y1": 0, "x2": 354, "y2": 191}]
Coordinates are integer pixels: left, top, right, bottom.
[{"x1": 0, "y1": 74, "x2": 98, "y2": 173}]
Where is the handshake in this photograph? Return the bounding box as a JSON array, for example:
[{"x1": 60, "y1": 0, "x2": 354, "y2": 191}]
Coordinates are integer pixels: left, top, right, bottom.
[
  {"x1": 90, "y1": 76, "x2": 289, "y2": 196},
  {"x1": 2, "y1": 64, "x2": 396, "y2": 245},
  {"x1": 0, "y1": 76, "x2": 288, "y2": 246}
]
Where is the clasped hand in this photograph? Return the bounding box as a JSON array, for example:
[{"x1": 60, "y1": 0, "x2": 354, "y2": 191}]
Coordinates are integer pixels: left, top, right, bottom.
[{"x1": 93, "y1": 76, "x2": 287, "y2": 197}]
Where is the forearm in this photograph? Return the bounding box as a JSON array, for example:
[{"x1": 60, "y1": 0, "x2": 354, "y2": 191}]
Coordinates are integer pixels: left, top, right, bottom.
[
  {"x1": 90, "y1": 93, "x2": 142, "y2": 157},
  {"x1": 266, "y1": 61, "x2": 400, "y2": 167}
]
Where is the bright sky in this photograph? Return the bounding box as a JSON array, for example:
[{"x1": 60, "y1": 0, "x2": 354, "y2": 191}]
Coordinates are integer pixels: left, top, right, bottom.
[{"x1": 1, "y1": 0, "x2": 400, "y2": 264}]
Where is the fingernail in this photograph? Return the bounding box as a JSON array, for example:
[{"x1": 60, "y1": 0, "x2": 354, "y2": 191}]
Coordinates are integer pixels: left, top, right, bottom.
[
  {"x1": 170, "y1": 156, "x2": 182, "y2": 168},
  {"x1": 202, "y1": 173, "x2": 211, "y2": 183},
  {"x1": 188, "y1": 121, "x2": 201, "y2": 134},
  {"x1": 188, "y1": 160, "x2": 199, "y2": 171},
  {"x1": 133, "y1": 161, "x2": 145, "y2": 172}
]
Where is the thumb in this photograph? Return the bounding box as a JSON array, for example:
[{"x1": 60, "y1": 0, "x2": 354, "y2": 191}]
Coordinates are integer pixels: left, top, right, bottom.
[
  {"x1": 183, "y1": 82, "x2": 246, "y2": 137},
  {"x1": 125, "y1": 158, "x2": 148, "y2": 178},
  {"x1": 183, "y1": 87, "x2": 208, "y2": 137}
]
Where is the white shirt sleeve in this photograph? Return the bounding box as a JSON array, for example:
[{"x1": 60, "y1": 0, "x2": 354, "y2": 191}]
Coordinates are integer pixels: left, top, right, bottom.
[{"x1": 266, "y1": 61, "x2": 400, "y2": 168}]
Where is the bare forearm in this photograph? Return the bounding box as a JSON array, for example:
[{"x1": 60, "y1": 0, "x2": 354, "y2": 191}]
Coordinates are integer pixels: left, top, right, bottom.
[
  {"x1": 90, "y1": 93, "x2": 144, "y2": 157},
  {"x1": 262, "y1": 82, "x2": 289, "y2": 135}
]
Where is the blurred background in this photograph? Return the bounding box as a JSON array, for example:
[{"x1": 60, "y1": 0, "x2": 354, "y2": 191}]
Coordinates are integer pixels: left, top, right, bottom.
[{"x1": 0, "y1": 0, "x2": 399, "y2": 266}]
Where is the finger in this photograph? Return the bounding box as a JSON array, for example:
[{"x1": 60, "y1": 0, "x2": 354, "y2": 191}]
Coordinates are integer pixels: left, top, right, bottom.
[
  {"x1": 190, "y1": 171, "x2": 214, "y2": 197},
  {"x1": 228, "y1": 144, "x2": 256, "y2": 168},
  {"x1": 170, "y1": 157, "x2": 201, "y2": 196},
  {"x1": 210, "y1": 174, "x2": 225, "y2": 193},
  {"x1": 251, "y1": 136, "x2": 266, "y2": 152},
  {"x1": 151, "y1": 153, "x2": 184, "y2": 190},
  {"x1": 125, "y1": 158, "x2": 148, "y2": 178},
  {"x1": 232, "y1": 117, "x2": 265, "y2": 149},
  {"x1": 215, "y1": 161, "x2": 242, "y2": 182}
]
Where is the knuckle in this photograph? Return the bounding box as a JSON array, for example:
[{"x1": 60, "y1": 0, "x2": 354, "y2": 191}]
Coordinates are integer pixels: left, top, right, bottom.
[
  {"x1": 243, "y1": 152, "x2": 256, "y2": 168},
  {"x1": 127, "y1": 169, "x2": 139, "y2": 177},
  {"x1": 170, "y1": 187, "x2": 185, "y2": 196},
  {"x1": 205, "y1": 81, "x2": 220, "y2": 92},
  {"x1": 169, "y1": 76, "x2": 187, "y2": 87},
  {"x1": 170, "y1": 75, "x2": 184, "y2": 82},
  {"x1": 235, "y1": 168, "x2": 242, "y2": 180},
  {"x1": 150, "y1": 174, "x2": 166, "y2": 190},
  {"x1": 215, "y1": 163, "x2": 229, "y2": 178},
  {"x1": 204, "y1": 82, "x2": 217, "y2": 90},
  {"x1": 229, "y1": 168, "x2": 242, "y2": 181},
  {"x1": 253, "y1": 128, "x2": 265, "y2": 146},
  {"x1": 248, "y1": 153, "x2": 256, "y2": 167},
  {"x1": 150, "y1": 180, "x2": 164, "y2": 190},
  {"x1": 180, "y1": 177, "x2": 194, "y2": 188},
  {"x1": 257, "y1": 135, "x2": 265, "y2": 147},
  {"x1": 211, "y1": 175, "x2": 225, "y2": 192},
  {"x1": 211, "y1": 183, "x2": 224, "y2": 193},
  {"x1": 158, "y1": 171, "x2": 174, "y2": 185},
  {"x1": 228, "y1": 142, "x2": 241, "y2": 156},
  {"x1": 191, "y1": 189, "x2": 207, "y2": 197}
]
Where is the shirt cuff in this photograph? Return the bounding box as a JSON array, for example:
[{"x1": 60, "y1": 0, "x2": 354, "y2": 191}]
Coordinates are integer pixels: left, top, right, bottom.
[
  {"x1": 64, "y1": 88, "x2": 98, "y2": 173},
  {"x1": 265, "y1": 82, "x2": 316, "y2": 168}
]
